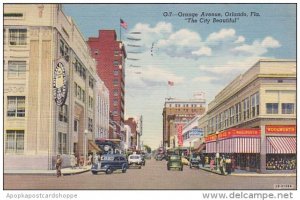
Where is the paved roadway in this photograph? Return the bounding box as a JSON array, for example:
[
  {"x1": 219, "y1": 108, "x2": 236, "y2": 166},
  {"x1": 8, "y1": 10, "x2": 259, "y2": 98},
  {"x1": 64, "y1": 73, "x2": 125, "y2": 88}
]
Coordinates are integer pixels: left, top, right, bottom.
[{"x1": 4, "y1": 159, "x2": 296, "y2": 190}]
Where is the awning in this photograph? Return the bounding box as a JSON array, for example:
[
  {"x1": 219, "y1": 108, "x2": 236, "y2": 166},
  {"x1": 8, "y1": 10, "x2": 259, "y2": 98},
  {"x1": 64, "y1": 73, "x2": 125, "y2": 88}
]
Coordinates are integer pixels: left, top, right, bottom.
[
  {"x1": 267, "y1": 137, "x2": 296, "y2": 154},
  {"x1": 88, "y1": 140, "x2": 101, "y2": 153},
  {"x1": 206, "y1": 137, "x2": 261, "y2": 154},
  {"x1": 206, "y1": 142, "x2": 216, "y2": 153},
  {"x1": 192, "y1": 143, "x2": 206, "y2": 153}
]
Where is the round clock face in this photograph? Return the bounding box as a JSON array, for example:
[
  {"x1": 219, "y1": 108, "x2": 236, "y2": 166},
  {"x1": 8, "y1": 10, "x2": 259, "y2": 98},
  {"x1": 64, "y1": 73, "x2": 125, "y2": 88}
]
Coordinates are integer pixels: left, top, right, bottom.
[
  {"x1": 53, "y1": 61, "x2": 68, "y2": 106},
  {"x1": 104, "y1": 145, "x2": 110, "y2": 151}
]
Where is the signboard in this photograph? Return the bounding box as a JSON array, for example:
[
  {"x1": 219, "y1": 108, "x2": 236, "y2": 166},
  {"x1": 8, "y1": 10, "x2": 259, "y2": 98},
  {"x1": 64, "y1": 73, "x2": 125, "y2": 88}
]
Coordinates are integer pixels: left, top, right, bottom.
[
  {"x1": 205, "y1": 134, "x2": 217, "y2": 142},
  {"x1": 189, "y1": 128, "x2": 204, "y2": 138},
  {"x1": 205, "y1": 128, "x2": 261, "y2": 142},
  {"x1": 53, "y1": 60, "x2": 68, "y2": 106},
  {"x1": 265, "y1": 125, "x2": 296, "y2": 135},
  {"x1": 177, "y1": 124, "x2": 183, "y2": 147}
]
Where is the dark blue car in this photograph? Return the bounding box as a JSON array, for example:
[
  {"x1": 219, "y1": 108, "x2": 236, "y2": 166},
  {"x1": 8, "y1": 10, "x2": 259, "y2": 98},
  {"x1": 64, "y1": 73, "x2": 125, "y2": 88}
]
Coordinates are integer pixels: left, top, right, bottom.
[{"x1": 91, "y1": 154, "x2": 128, "y2": 175}]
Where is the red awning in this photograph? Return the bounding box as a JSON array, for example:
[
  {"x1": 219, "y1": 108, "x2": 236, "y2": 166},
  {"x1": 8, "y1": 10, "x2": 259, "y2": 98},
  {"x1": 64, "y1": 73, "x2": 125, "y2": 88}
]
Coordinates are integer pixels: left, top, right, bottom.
[{"x1": 267, "y1": 137, "x2": 296, "y2": 154}]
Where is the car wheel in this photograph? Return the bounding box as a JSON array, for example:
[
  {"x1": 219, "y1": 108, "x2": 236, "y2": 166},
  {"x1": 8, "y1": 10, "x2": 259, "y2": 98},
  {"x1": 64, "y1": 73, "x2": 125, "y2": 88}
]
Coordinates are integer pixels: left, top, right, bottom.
[
  {"x1": 167, "y1": 167, "x2": 170, "y2": 171},
  {"x1": 181, "y1": 167, "x2": 183, "y2": 171},
  {"x1": 189, "y1": 165, "x2": 192, "y2": 169},
  {"x1": 91, "y1": 171, "x2": 98, "y2": 175},
  {"x1": 106, "y1": 167, "x2": 112, "y2": 174},
  {"x1": 122, "y1": 165, "x2": 127, "y2": 173},
  {"x1": 139, "y1": 166, "x2": 142, "y2": 169}
]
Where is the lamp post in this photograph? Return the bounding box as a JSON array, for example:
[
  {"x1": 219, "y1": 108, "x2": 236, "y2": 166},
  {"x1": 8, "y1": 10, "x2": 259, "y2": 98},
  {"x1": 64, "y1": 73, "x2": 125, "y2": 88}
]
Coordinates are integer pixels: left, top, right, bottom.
[
  {"x1": 84, "y1": 129, "x2": 88, "y2": 166},
  {"x1": 215, "y1": 131, "x2": 219, "y2": 171}
]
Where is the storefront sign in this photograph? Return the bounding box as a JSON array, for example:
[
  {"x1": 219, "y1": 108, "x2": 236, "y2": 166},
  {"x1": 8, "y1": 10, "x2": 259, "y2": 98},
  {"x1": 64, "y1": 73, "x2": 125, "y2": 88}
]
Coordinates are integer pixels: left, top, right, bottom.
[
  {"x1": 205, "y1": 134, "x2": 217, "y2": 142},
  {"x1": 177, "y1": 124, "x2": 183, "y2": 146},
  {"x1": 265, "y1": 125, "x2": 296, "y2": 135},
  {"x1": 53, "y1": 60, "x2": 68, "y2": 106}
]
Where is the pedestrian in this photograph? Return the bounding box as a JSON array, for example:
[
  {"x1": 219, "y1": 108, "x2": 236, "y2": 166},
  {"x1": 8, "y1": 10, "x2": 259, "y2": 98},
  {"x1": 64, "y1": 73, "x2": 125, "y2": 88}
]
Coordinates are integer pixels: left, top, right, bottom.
[
  {"x1": 56, "y1": 154, "x2": 62, "y2": 177},
  {"x1": 219, "y1": 157, "x2": 225, "y2": 175},
  {"x1": 210, "y1": 157, "x2": 214, "y2": 171},
  {"x1": 226, "y1": 156, "x2": 232, "y2": 175},
  {"x1": 70, "y1": 153, "x2": 76, "y2": 169},
  {"x1": 88, "y1": 154, "x2": 92, "y2": 165},
  {"x1": 201, "y1": 156, "x2": 206, "y2": 167}
]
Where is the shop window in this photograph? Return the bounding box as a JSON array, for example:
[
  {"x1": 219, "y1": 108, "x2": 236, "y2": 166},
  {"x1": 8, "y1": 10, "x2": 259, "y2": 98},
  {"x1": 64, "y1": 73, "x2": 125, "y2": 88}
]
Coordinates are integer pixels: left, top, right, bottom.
[
  {"x1": 7, "y1": 96, "x2": 25, "y2": 117},
  {"x1": 9, "y1": 29, "x2": 27, "y2": 45},
  {"x1": 282, "y1": 103, "x2": 294, "y2": 114},
  {"x1": 8, "y1": 61, "x2": 26, "y2": 78},
  {"x1": 5, "y1": 130, "x2": 24, "y2": 153},
  {"x1": 266, "y1": 103, "x2": 278, "y2": 114}
]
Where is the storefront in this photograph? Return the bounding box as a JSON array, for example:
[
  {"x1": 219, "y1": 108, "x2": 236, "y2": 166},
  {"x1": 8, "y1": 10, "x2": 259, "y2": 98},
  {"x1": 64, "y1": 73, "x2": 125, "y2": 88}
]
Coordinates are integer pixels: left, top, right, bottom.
[
  {"x1": 205, "y1": 128, "x2": 261, "y2": 171},
  {"x1": 265, "y1": 125, "x2": 296, "y2": 171}
]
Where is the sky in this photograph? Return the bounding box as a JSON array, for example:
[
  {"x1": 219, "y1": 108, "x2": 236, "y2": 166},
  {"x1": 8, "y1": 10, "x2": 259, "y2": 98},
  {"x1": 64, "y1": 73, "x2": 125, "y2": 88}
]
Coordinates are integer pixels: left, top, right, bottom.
[{"x1": 63, "y1": 4, "x2": 296, "y2": 149}]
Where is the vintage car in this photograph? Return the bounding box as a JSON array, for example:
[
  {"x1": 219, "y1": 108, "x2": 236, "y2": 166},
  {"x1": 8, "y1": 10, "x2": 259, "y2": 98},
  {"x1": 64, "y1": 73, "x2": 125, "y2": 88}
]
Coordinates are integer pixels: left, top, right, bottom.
[
  {"x1": 91, "y1": 154, "x2": 128, "y2": 175},
  {"x1": 189, "y1": 157, "x2": 201, "y2": 168},
  {"x1": 181, "y1": 156, "x2": 190, "y2": 166},
  {"x1": 167, "y1": 155, "x2": 183, "y2": 171},
  {"x1": 128, "y1": 154, "x2": 143, "y2": 168}
]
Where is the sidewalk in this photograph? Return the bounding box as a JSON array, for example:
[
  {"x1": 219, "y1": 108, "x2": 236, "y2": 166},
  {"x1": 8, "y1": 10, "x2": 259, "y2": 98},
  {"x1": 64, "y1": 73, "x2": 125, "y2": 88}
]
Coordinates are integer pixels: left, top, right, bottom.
[
  {"x1": 4, "y1": 165, "x2": 91, "y2": 176},
  {"x1": 199, "y1": 166, "x2": 296, "y2": 177}
]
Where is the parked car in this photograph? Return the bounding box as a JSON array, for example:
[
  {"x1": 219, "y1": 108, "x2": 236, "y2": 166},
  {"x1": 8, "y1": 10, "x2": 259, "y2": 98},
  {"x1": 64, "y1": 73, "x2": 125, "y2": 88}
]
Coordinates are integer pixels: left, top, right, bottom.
[
  {"x1": 189, "y1": 157, "x2": 200, "y2": 168},
  {"x1": 167, "y1": 155, "x2": 183, "y2": 171},
  {"x1": 91, "y1": 154, "x2": 128, "y2": 175},
  {"x1": 155, "y1": 153, "x2": 165, "y2": 161},
  {"x1": 128, "y1": 154, "x2": 143, "y2": 168}
]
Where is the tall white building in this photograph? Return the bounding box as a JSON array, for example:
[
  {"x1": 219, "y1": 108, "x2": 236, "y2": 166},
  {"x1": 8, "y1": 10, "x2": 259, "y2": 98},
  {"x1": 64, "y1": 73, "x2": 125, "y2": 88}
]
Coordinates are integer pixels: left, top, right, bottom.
[{"x1": 4, "y1": 4, "x2": 109, "y2": 170}]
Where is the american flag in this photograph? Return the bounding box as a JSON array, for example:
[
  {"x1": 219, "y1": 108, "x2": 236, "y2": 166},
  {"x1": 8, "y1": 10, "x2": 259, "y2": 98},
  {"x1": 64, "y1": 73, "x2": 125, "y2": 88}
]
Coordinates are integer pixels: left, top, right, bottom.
[
  {"x1": 120, "y1": 19, "x2": 128, "y2": 29},
  {"x1": 168, "y1": 80, "x2": 174, "y2": 86}
]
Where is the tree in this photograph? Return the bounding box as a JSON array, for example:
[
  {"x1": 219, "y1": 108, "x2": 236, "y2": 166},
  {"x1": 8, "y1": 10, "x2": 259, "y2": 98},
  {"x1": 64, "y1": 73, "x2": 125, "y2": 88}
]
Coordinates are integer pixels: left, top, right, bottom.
[{"x1": 143, "y1": 145, "x2": 151, "y2": 153}]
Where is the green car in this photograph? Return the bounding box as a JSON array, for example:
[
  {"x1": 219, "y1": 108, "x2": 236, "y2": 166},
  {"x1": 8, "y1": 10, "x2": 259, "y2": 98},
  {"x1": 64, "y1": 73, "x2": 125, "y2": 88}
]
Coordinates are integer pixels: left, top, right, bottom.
[{"x1": 167, "y1": 155, "x2": 183, "y2": 171}]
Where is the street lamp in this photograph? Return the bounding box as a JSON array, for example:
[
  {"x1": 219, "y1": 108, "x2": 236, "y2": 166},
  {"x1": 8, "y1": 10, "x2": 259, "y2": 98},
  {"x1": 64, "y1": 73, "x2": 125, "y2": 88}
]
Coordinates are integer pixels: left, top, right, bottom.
[
  {"x1": 84, "y1": 129, "x2": 88, "y2": 166},
  {"x1": 215, "y1": 131, "x2": 219, "y2": 171}
]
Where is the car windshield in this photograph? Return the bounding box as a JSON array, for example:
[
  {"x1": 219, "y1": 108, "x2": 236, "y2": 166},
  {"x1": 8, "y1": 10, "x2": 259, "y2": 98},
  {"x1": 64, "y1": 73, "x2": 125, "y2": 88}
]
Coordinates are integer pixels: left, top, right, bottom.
[
  {"x1": 170, "y1": 155, "x2": 180, "y2": 160},
  {"x1": 101, "y1": 156, "x2": 114, "y2": 161},
  {"x1": 129, "y1": 155, "x2": 140, "y2": 159}
]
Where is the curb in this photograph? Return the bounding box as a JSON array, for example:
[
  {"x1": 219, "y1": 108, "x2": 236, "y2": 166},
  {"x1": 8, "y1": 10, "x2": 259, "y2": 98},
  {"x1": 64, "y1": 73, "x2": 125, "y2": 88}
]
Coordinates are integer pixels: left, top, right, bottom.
[
  {"x1": 4, "y1": 168, "x2": 91, "y2": 176},
  {"x1": 200, "y1": 167, "x2": 227, "y2": 176}
]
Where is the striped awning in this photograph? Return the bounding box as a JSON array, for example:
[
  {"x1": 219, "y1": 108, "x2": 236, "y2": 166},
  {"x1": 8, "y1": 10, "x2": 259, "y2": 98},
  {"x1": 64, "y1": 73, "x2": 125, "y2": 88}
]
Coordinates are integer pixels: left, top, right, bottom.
[
  {"x1": 266, "y1": 137, "x2": 296, "y2": 154},
  {"x1": 218, "y1": 138, "x2": 261, "y2": 153},
  {"x1": 206, "y1": 142, "x2": 216, "y2": 153}
]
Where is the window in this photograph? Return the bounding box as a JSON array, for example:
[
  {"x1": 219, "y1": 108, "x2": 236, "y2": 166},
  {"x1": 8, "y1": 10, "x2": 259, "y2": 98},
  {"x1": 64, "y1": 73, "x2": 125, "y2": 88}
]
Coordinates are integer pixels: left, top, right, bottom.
[
  {"x1": 58, "y1": 132, "x2": 67, "y2": 154},
  {"x1": 88, "y1": 118, "x2": 93, "y2": 132},
  {"x1": 113, "y1": 99, "x2": 118, "y2": 106},
  {"x1": 113, "y1": 60, "x2": 119, "y2": 66},
  {"x1": 74, "y1": 119, "x2": 79, "y2": 132},
  {"x1": 89, "y1": 77, "x2": 94, "y2": 89},
  {"x1": 113, "y1": 79, "x2": 118, "y2": 86},
  {"x1": 282, "y1": 103, "x2": 294, "y2": 114},
  {"x1": 4, "y1": 29, "x2": 6, "y2": 45},
  {"x1": 5, "y1": 130, "x2": 24, "y2": 153},
  {"x1": 94, "y1": 49, "x2": 99, "y2": 55},
  {"x1": 113, "y1": 110, "x2": 118, "y2": 116},
  {"x1": 224, "y1": 109, "x2": 229, "y2": 128},
  {"x1": 7, "y1": 96, "x2": 25, "y2": 117},
  {"x1": 243, "y1": 98, "x2": 250, "y2": 120},
  {"x1": 9, "y1": 29, "x2": 27, "y2": 45},
  {"x1": 266, "y1": 103, "x2": 278, "y2": 114},
  {"x1": 114, "y1": 70, "x2": 119, "y2": 76},
  {"x1": 8, "y1": 61, "x2": 26, "y2": 78},
  {"x1": 4, "y1": 13, "x2": 24, "y2": 18},
  {"x1": 88, "y1": 96, "x2": 93, "y2": 109},
  {"x1": 58, "y1": 105, "x2": 68, "y2": 123},
  {"x1": 114, "y1": 50, "x2": 119, "y2": 56},
  {"x1": 235, "y1": 103, "x2": 241, "y2": 123},
  {"x1": 229, "y1": 106, "x2": 235, "y2": 125},
  {"x1": 59, "y1": 39, "x2": 69, "y2": 61},
  {"x1": 113, "y1": 89, "x2": 118, "y2": 96}
]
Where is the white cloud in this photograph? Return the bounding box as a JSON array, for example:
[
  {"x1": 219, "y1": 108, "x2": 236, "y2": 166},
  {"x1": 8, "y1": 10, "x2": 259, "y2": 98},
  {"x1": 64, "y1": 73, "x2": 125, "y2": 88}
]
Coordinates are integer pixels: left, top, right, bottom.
[
  {"x1": 192, "y1": 46, "x2": 212, "y2": 56},
  {"x1": 157, "y1": 29, "x2": 202, "y2": 47},
  {"x1": 192, "y1": 76, "x2": 218, "y2": 83},
  {"x1": 232, "y1": 36, "x2": 281, "y2": 56},
  {"x1": 261, "y1": 36, "x2": 281, "y2": 48},
  {"x1": 207, "y1": 28, "x2": 236, "y2": 42},
  {"x1": 234, "y1": 36, "x2": 245, "y2": 44}
]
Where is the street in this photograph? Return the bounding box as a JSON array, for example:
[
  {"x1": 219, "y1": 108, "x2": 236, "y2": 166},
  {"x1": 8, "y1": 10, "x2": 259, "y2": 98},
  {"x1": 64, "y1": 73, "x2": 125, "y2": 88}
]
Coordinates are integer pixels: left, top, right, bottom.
[{"x1": 4, "y1": 159, "x2": 296, "y2": 190}]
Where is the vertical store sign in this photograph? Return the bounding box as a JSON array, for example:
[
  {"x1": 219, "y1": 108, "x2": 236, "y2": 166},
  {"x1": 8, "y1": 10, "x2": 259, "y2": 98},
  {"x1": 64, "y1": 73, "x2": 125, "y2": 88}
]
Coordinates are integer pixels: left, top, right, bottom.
[
  {"x1": 177, "y1": 124, "x2": 183, "y2": 147},
  {"x1": 53, "y1": 59, "x2": 68, "y2": 106}
]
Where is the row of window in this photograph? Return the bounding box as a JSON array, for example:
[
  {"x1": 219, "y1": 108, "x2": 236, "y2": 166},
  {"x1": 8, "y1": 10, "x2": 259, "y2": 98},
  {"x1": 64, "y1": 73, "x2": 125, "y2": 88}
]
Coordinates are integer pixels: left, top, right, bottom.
[
  {"x1": 93, "y1": 49, "x2": 120, "y2": 57},
  {"x1": 88, "y1": 118, "x2": 93, "y2": 132},
  {"x1": 266, "y1": 103, "x2": 295, "y2": 114},
  {"x1": 7, "y1": 61, "x2": 26, "y2": 78},
  {"x1": 208, "y1": 93, "x2": 259, "y2": 133},
  {"x1": 88, "y1": 96, "x2": 94, "y2": 109},
  {"x1": 59, "y1": 105, "x2": 68, "y2": 123},
  {"x1": 73, "y1": 58, "x2": 86, "y2": 80}
]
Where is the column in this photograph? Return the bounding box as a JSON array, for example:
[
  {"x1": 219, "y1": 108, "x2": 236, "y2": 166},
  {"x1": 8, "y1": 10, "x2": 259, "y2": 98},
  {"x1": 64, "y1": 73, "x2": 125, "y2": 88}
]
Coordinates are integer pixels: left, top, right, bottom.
[{"x1": 260, "y1": 125, "x2": 266, "y2": 173}]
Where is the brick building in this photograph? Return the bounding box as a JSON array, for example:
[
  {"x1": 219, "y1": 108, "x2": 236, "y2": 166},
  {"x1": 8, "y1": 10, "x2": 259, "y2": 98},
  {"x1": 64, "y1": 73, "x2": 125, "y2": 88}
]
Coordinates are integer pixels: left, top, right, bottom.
[
  {"x1": 87, "y1": 30, "x2": 126, "y2": 139},
  {"x1": 162, "y1": 94, "x2": 206, "y2": 148}
]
